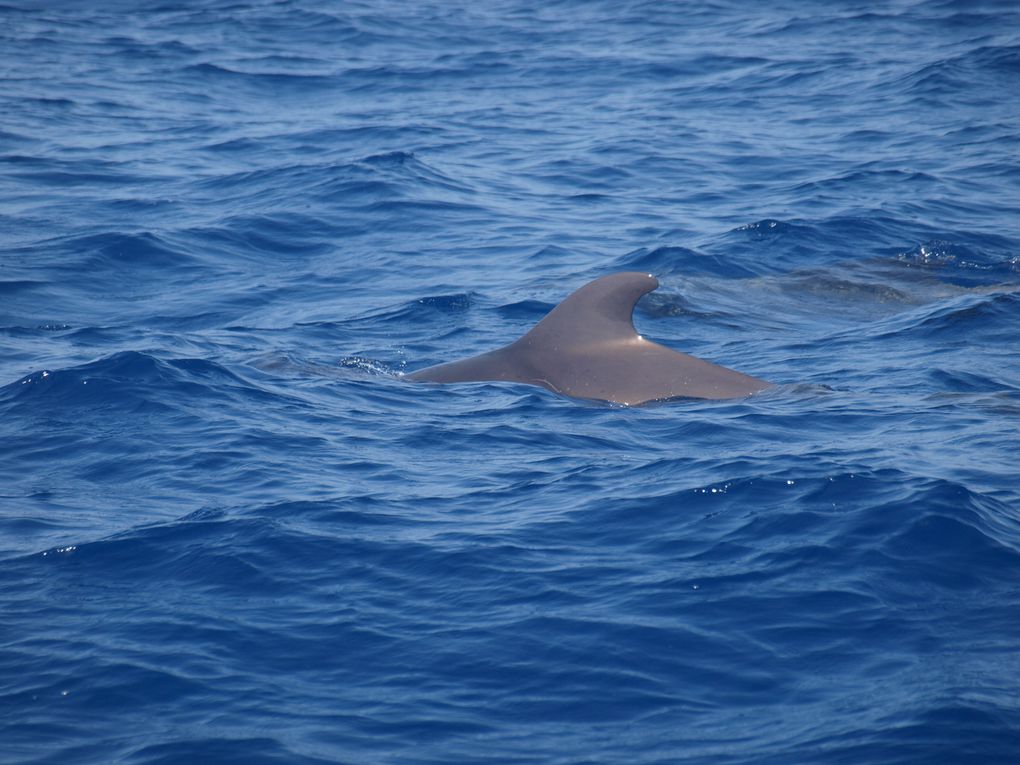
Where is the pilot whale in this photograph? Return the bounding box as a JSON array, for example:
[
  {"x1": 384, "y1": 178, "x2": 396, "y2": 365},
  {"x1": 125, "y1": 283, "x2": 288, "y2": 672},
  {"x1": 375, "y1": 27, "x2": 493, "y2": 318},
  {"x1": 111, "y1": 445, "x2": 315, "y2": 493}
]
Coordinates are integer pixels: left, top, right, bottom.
[{"x1": 406, "y1": 272, "x2": 769, "y2": 405}]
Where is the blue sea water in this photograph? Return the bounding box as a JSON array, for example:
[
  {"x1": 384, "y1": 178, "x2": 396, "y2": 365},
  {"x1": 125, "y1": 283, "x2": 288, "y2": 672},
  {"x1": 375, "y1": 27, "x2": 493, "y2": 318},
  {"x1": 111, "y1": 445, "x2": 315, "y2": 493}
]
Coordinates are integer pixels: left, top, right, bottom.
[{"x1": 2, "y1": 0, "x2": 1020, "y2": 762}]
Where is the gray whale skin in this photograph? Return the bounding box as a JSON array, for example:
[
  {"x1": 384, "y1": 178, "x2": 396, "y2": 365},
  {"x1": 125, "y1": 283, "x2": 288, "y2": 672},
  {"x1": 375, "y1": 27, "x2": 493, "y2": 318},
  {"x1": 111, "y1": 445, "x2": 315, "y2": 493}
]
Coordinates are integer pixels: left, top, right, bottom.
[{"x1": 406, "y1": 272, "x2": 769, "y2": 405}]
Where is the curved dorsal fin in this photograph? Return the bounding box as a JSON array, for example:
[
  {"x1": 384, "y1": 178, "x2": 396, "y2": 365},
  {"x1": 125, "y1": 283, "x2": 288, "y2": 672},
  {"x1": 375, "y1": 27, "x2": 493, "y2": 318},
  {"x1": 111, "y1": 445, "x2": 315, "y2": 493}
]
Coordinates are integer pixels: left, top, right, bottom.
[
  {"x1": 406, "y1": 271, "x2": 770, "y2": 402},
  {"x1": 520, "y1": 272, "x2": 658, "y2": 347}
]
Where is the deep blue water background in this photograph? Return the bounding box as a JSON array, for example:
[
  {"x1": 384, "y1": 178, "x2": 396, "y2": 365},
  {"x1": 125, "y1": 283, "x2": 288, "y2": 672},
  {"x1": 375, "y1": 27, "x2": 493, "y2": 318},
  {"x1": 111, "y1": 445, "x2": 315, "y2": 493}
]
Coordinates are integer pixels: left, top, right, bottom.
[{"x1": 2, "y1": 1, "x2": 1020, "y2": 763}]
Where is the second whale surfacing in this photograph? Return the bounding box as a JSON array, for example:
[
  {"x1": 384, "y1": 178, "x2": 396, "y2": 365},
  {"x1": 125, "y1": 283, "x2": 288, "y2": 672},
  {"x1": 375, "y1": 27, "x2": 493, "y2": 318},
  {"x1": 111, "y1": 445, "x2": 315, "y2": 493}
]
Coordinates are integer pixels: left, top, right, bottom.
[{"x1": 406, "y1": 272, "x2": 770, "y2": 405}]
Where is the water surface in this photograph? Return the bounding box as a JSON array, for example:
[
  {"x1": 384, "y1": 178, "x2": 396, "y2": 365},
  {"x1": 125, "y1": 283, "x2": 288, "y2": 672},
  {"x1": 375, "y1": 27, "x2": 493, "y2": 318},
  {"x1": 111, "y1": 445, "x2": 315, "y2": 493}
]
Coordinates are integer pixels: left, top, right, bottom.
[{"x1": 2, "y1": 1, "x2": 1019, "y2": 763}]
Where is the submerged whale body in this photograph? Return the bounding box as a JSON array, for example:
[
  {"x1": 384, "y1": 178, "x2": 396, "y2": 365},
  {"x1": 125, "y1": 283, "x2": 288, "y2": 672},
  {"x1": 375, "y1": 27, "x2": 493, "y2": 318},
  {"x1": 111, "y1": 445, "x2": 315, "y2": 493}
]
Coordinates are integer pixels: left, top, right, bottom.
[{"x1": 407, "y1": 272, "x2": 769, "y2": 405}]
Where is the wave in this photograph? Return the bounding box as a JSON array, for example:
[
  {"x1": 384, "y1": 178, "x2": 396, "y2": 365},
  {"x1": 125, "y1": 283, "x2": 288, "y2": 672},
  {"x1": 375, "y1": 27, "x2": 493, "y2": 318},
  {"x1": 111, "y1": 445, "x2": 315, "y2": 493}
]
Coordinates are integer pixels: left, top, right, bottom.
[
  {"x1": 613, "y1": 245, "x2": 755, "y2": 278},
  {"x1": 894, "y1": 42, "x2": 1020, "y2": 98},
  {"x1": 193, "y1": 151, "x2": 478, "y2": 214},
  {"x1": 897, "y1": 240, "x2": 1020, "y2": 285},
  {"x1": 342, "y1": 292, "x2": 476, "y2": 326},
  {"x1": 854, "y1": 291, "x2": 1020, "y2": 342},
  {"x1": 0, "y1": 351, "x2": 285, "y2": 413}
]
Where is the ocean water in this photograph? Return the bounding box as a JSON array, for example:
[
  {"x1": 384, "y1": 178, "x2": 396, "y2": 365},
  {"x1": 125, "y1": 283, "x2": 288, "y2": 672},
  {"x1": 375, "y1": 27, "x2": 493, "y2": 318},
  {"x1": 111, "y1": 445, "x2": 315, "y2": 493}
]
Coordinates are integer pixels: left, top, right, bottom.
[{"x1": 2, "y1": 0, "x2": 1020, "y2": 762}]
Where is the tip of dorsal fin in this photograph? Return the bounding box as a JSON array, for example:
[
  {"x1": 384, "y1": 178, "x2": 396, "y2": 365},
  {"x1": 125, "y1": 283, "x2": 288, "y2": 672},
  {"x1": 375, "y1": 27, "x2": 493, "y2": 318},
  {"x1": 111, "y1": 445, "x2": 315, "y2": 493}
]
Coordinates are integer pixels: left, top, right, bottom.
[{"x1": 521, "y1": 272, "x2": 659, "y2": 346}]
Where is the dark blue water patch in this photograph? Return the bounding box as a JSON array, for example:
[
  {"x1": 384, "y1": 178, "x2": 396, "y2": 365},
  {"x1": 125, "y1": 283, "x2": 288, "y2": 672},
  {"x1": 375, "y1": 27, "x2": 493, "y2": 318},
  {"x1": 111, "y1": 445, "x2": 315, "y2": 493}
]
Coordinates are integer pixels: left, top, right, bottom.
[
  {"x1": 710, "y1": 219, "x2": 838, "y2": 270},
  {"x1": 896, "y1": 240, "x2": 1020, "y2": 286},
  {"x1": 523, "y1": 244, "x2": 574, "y2": 263},
  {"x1": 183, "y1": 61, "x2": 339, "y2": 95},
  {"x1": 927, "y1": 367, "x2": 1018, "y2": 394},
  {"x1": 527, "y1": 156, "x2": 635, "y2": 192},
  {"x1": 190, "y1": 153, "x2": 483, "y2": 231},
  {"x1": 894, "y1": 42, "x2": 1020, "y2": 105},
  {"x1": 0, "y1": 280, "x2": 49, "y2": 298},
  {"x1": 1, "y1": 232, "x2": 211, "y2": 315},
  {"x1": 970, "y1": 42, "x2": 1020, "y2": 74},
  {"x1": 614, "y1": 245, "x2": 757, "y2": 279},
  {"x1": 200, "y1": 136, "x2": 266, "y2": 154},
  {"x1": 637, "y1": 290, "x2": 727, "y2": 321},
  {"x1": 330, "y1": 293, "x2": 478, "y2": 333},
  {"x1": 198, "y1": 213, "x2": 338, "y2": 258},
  {"x1": 99, "y1": 34, "x2": 199, "y2": 62},
  {"x1": 494, "y1": 299, "x2": 555, "y2": 322},
  {"x1": 67, "y1": 231, "x2": 198, "y2": 270},
  {"x1": 702, "y1": 217, "x2": 1020, "y2": 282},
  {"x1": 1, "y1": 154, "x2": 149, "y2": 187},
  {"x1": 0, "y1": 128, "x2": 38, "y2": 145},
  {"x1": 354, "y1": 151, "x2": 482, "y2": 200},
  {"x1": 0, "y1": 352, "x2": 299, "y2": 419},
  {"x1": 412, "y1": 293, "x2": 475, "y2": 313},
  {"x1": 790, "y1": 167, "x2": 942, "y2": 202},
  {"x1": 856, "y1": 291, "x2": 1020, "y2": 343},
  {"x1": 10, "y1": 465, "x2": 1002, "y2": 763},
  {"x1": 126, "y1": 738, "x2": 338, "y2": 765},
  {"x1": 34, "y1": 515, "x2": 297, "y2": 597},
  {"x1": 271, "y1": 123, "x2": 452, "y2": 157},
  {"x1": 3, "y1": 357, "x2": 168, "y2": 415}
]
